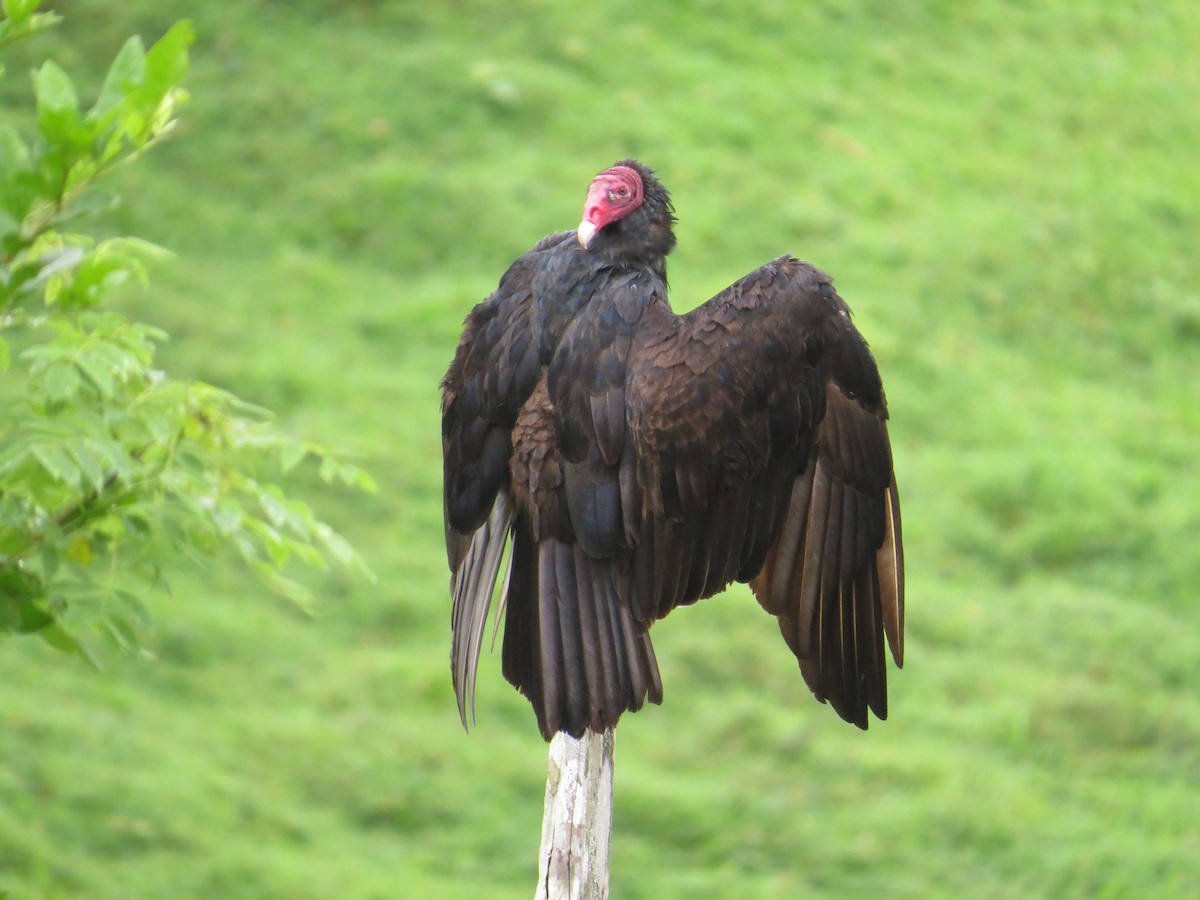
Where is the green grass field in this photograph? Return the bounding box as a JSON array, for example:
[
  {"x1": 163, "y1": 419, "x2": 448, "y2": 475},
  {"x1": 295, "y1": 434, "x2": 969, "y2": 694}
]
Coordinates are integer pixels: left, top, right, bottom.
[{"x1": 2, "y1": 1, "x2": 1198, "y2": 896}]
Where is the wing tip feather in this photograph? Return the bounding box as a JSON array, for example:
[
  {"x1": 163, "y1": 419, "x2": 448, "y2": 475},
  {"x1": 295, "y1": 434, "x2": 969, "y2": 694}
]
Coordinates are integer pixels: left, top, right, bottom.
[{"x1": 450, "y1": 494, "x2": 515, "y2": 734}]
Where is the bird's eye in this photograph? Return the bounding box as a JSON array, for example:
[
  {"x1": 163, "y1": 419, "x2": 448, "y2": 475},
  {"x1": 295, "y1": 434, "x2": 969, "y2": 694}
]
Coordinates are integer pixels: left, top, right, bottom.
[{"x1": 616, "y1": 187, "x2": 629, "y2": 198}]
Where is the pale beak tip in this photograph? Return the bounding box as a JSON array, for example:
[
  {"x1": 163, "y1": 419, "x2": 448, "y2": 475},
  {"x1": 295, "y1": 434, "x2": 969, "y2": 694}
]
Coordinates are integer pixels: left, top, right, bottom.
[{"x1": 577, "y1": 220, "x2": 597, "y2": 249}]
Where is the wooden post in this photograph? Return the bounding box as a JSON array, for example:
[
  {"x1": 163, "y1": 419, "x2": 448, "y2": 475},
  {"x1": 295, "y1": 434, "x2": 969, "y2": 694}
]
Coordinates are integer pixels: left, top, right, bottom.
[{"x1": 535, "y1": 727, "x2": 615, "y2": 899}]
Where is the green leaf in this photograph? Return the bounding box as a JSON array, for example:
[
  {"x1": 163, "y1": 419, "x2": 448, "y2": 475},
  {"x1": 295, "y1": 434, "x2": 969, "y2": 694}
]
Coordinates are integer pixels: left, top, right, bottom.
[
  {"x1": 247, "y1": 559, "x2": 317, "y2": 615},
  {"x1": 115, "y1": 590, "x2": 152, "y2": 631},
  {"x1": 314, "y1": 521, "x2": 361, "y2": 570},
  {"x1": 0, "y1": 567, "x2": 49, "y2": 633},
  {"x1": 88, "y1": 438, "x2": 134, "y2": 486},
  {"x1": 0, "y1": 123, "x2": 31, "y2": 173},
  {"x1": 34, "y1": 60, "x2": 77, "y2": 111},
  {"x1": 73, "y1": 351, "x2": 116, "y2": 396},
  {"x1": 0, "y1": 440, "x2": 32, "y2": 480},
  {"x1": 318, "y1": 455, "x2": 378, "y2": 492},
  {"x1": 43, "y1": 360, "x2": 81, "y2": 401},
  {"x1": 257, "y1": 487, "x2": 299, "y2": 532},
  {"x1": 69, "y1": 443, "x2": 109, "y2": 492},
  {"x1": 212, "y1": 498, "x2": 243, "y2": 535},
  {"x1": 31, "y1": 441, "x2": 80, "y2": 485},
  {"x1": 29, "y1": 245, "x2": 86, "y2": 294},
  {"x1": 103, "y1": 614, "x2": 141, "y2": 653},
  {"x1": 3, "y1": 0, "x2": 43, "y2": 22},
  {"x1": 143, "y1": 21, "x2": 194, "y2": 98},
  {"x1": 279, "y1": 439, "x2": 308, "y2": 473},
  {"x1": 89, "y1": 35, "x2": 146, "y2": 121},
  {"x1": 33, "y1": 60, "x2": 80, "y2": 142},
  {"x1": 37, "y1": 622, "x2": 102, "y2": 670}
]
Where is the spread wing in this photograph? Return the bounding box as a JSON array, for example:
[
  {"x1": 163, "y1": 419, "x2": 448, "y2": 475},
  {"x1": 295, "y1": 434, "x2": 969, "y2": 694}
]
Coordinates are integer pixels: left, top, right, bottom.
[
  {"x1": 744, "y1": 261, "x2": 905, "y2": 727},
  {"x1": 555, "y1": 255, "x2": 904, "y2": 729}
]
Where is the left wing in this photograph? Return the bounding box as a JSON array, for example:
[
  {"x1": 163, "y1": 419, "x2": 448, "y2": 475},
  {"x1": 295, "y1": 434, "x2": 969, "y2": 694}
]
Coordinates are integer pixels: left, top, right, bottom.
[{"x1": 441, "y1": 233, "x2": 570, "y2": 729}]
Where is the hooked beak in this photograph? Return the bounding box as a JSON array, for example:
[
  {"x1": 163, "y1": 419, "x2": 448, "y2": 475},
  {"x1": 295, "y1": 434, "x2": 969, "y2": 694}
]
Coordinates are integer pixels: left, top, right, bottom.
[{"x1": 577, "y1": 219, "x2": 598, "y2": 249}]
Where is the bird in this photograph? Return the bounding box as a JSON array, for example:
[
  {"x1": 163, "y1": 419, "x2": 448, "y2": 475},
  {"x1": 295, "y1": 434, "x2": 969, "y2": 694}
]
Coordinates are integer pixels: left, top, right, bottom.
[{"x1": 441, "y1": 160, "x2": 904, "y2": 741}]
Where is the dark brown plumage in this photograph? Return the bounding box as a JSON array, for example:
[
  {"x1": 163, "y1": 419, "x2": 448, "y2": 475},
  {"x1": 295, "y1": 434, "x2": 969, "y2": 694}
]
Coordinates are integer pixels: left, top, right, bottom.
[{"x1": 441, "y1": 160, "x2": 904, "y2": 740}]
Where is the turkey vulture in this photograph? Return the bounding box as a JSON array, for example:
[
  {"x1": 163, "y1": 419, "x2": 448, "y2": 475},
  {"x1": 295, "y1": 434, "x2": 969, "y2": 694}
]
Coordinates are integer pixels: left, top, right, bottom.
[{"x1": 442, "y1": 161, "x2": 904, "y2": 741}]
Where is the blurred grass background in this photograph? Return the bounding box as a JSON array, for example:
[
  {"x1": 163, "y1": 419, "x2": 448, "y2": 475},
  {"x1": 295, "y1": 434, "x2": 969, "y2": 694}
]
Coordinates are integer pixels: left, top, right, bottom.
[{"x1": 1, "y1": 0, "x2": 1198, "y2": 896}]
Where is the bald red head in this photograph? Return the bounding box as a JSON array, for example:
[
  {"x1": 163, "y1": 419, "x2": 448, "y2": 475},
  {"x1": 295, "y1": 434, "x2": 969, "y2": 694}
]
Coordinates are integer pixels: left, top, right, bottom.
[{"x1": 577, "y1": 165, "x2": 645, "y2": 248}]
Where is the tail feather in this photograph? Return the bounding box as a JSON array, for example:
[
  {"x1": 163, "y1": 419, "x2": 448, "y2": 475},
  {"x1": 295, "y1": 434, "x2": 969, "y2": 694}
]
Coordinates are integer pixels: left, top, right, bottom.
[{"x1": 497, "y1": 530, "x2": 662, "y2": 740}]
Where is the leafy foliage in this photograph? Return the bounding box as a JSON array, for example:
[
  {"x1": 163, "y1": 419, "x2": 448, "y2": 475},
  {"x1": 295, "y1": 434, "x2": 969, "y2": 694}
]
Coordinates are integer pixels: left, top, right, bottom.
[{"x1": 0, "y1": 1, "x2": 371, "y2": 662}]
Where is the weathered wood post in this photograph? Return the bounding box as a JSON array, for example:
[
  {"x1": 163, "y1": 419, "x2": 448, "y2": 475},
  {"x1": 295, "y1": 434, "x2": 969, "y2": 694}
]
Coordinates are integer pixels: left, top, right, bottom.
[{"x1": 534, "y1": 727, "x2": 615, "y2": 899}]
